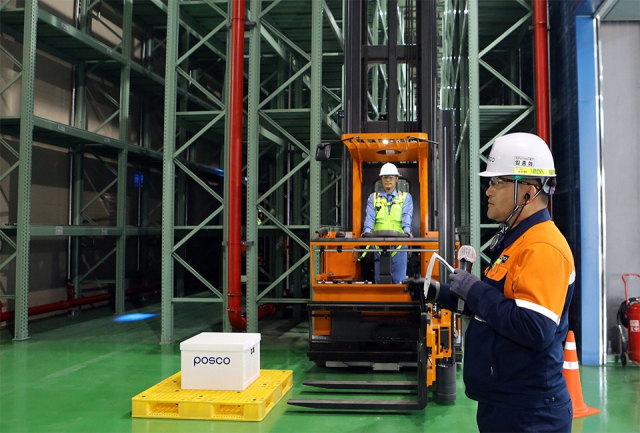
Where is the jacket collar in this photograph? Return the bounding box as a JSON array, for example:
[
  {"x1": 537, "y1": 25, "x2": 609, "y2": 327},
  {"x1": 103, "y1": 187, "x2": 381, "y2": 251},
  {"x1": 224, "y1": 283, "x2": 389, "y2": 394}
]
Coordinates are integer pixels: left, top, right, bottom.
[{"x1": 496, "y1": 208, "x2": 551, "y2": 251}]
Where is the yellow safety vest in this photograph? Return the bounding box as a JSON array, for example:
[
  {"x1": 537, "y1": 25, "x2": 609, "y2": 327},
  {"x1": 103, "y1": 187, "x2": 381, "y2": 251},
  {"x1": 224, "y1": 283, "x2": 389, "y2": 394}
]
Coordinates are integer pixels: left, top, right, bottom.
[
  {"x1": 373, "y1": 191, "x2": 406, "y2": 233},
  {"x1": 358, "y1": 192, "x2": 406, "y2": 260}
]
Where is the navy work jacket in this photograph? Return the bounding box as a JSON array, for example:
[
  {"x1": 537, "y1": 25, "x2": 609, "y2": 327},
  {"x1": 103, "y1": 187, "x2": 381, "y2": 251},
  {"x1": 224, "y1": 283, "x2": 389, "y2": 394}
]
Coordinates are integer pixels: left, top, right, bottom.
[{"x1": 438, "y1": 209, "x2": 575, "y2": 409}]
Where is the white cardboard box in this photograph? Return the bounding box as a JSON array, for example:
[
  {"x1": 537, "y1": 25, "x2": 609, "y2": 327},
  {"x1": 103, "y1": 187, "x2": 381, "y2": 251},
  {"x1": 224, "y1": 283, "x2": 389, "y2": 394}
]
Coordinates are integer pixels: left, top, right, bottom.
[{"x1": 180, "y1": 332, "x2": 261, "y2": 391}]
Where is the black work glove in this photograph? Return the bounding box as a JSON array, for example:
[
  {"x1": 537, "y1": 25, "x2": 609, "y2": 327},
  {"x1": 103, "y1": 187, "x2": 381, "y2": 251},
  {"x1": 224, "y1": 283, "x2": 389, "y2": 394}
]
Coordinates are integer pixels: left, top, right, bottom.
[
  {"x1": 404, "y1": 276, "x2": 440, "y2": 302},
  {"x1": 448, "y1": 269, "x2": 480, "y2": 301}
]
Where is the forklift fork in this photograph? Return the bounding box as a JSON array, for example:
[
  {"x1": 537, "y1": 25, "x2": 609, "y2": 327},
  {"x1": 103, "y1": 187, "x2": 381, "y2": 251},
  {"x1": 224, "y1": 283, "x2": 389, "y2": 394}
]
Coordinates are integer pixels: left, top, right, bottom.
[{"x1": 287, "y1": 303, "x2": 429, "y2": 410}]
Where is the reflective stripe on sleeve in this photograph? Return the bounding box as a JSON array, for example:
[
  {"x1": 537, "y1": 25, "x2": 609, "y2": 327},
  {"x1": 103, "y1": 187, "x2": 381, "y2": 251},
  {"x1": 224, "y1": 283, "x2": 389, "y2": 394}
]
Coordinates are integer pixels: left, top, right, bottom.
[
  {"x1": 569, "y1": 270, "x2": 576, "y2": 285},
  {"x1": 515, "y1": 299, "x2": 560, "y2": 325}
]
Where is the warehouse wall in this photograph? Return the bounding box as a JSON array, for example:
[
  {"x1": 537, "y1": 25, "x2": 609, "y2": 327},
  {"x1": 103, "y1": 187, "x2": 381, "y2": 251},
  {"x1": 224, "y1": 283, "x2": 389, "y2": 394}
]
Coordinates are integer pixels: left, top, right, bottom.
[{"x1": 600, "y1": 21, "x2": 640, "y2": 343}]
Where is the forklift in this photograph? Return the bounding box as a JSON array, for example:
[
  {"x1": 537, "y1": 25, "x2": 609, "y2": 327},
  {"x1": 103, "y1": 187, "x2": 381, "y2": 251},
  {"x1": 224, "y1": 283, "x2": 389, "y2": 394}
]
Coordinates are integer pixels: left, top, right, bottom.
[{"x1": 288, "y1": 0, "x2": 458, "y2": 411}]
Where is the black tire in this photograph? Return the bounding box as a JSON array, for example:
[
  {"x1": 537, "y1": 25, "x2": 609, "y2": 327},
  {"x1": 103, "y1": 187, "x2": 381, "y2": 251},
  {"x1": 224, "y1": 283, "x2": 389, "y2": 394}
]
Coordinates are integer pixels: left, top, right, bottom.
[
  {"x1": 618, "y1": 300, "x2": 629, "y2": 328},
  {"x1": 610, "y1": 325, "x2": 623, "y2": 354},
  {"x1": 621, "y1": 352, "x2": 629, "y2": 367}
]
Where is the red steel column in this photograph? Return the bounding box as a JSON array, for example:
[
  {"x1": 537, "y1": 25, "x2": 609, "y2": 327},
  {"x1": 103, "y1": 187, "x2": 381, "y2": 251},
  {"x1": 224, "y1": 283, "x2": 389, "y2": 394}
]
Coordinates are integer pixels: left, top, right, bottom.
[
  {"x1": 534, "y1": 0, "x2": 551, "y2": 145},
  {"x1": 227, "y1": 0, "x2": 247, "y2": 331}
]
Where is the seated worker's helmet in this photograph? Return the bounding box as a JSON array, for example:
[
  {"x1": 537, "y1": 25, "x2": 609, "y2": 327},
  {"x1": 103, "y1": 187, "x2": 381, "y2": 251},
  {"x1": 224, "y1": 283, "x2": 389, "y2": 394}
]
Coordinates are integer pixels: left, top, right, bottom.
[
  {"x1": 478, "y1": 132, "x2": 556, "y2": 194},
  {"x1": 379, "y1": 162, "x2": 400, "y2": 177}
]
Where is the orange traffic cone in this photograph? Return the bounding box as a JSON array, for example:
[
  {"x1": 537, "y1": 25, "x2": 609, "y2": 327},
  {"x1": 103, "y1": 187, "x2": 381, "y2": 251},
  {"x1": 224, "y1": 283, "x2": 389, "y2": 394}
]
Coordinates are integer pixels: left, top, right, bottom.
[{"x1": 563, "y1": 330, "x2": 600, "y2": 418}]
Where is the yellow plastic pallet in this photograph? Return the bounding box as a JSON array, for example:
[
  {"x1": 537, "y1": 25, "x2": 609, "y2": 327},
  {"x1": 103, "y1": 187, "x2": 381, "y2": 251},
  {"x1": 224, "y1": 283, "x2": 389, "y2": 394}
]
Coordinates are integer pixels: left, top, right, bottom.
[{"x1": 132, "y1": 369, "x2": 293, "y2": 422}]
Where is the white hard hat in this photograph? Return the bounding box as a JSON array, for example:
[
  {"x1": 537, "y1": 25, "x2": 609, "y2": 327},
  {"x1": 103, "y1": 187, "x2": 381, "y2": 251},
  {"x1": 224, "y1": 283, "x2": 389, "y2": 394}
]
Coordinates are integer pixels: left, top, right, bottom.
[
  {"x1": 379, "y1": 162, "x2": 400, "y2": 177},
  {"x1": 479, "y1": 132, "x2": 556, "y2": 178}
]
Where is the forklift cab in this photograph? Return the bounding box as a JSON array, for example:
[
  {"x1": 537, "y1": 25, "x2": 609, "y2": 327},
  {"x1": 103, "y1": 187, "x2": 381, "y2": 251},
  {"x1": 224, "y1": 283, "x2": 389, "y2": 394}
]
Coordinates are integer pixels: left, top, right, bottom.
[{"x1": 311, "y1": 133, "x2": 443, "y2": 287}]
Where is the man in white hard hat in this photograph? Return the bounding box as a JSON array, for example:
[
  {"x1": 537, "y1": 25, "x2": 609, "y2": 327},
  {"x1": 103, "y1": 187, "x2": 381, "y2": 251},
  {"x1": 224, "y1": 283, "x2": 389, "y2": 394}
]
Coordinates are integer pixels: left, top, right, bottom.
[
  {"x1": 362, "y1": 162, "x2": 414, "y2": 284},
  {"x1": 411, "y1": 133, "x2": 575, "y2": 432}
]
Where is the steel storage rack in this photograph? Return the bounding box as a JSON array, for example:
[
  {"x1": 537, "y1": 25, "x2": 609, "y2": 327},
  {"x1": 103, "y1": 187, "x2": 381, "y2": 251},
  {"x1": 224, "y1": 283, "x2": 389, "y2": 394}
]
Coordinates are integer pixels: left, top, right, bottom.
[
  {"x1": 1, "y1": 0, "x2": 542, "y2": 343},
  {"x1": 0, "y1": 0, "x2": 347, "y2": 341},
  {"x1": 0, "y1": 0, "x2": 212, "y2": 339}
]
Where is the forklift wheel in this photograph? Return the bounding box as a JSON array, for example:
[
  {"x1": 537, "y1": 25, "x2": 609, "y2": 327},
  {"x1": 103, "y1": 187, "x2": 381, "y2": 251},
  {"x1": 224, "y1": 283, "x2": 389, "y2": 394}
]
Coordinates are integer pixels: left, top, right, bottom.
[{"x1": 621, "y1": 352, "x2": 629, "y2": 367}]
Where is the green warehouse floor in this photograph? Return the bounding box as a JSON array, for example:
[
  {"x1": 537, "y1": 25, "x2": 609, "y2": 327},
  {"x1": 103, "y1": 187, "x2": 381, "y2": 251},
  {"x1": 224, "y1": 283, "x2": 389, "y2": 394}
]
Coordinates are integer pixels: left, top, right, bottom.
[{"x1": 1, "y1": 301, "x2": 638, "y2": 433}]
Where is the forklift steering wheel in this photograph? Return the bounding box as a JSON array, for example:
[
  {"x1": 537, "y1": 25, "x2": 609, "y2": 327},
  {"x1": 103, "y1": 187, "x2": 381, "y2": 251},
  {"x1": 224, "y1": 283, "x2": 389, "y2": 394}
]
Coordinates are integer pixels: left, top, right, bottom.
[{"x1": 362, "y1": 230, "x2": 410, "y2": 238}]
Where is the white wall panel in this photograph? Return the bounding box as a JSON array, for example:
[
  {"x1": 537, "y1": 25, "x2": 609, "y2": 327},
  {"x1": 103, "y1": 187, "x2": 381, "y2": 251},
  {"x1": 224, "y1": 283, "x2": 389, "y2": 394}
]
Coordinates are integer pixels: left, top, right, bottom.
[{"x1": 600, "y1": 22, "x2": 640, "y2": 341}]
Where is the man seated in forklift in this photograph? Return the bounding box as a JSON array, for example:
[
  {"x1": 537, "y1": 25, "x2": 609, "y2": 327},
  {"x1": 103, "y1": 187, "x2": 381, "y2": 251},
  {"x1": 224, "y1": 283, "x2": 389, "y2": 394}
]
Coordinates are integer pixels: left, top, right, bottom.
[{"x1": 362, "y1": 162, "x2": 413, "y2": 284}]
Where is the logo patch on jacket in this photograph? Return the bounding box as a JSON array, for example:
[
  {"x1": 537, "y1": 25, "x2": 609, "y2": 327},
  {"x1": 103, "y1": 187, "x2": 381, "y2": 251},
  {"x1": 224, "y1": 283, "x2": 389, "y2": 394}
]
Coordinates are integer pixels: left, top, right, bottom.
[{"x1": 489, "y1": 255, "x2": 510, "y2": 272}]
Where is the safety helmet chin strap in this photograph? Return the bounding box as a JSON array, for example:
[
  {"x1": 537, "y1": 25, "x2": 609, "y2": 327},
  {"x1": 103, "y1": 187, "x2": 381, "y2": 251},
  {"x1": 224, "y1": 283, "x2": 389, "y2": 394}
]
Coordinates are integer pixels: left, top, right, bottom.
[
  {"x1": 504, "y1": 179, "x2": 527, "y2": 227},
  {"x1": 491, "y1": 178, "x2": 544, "y2": 251},
  {"x1": 504, "y1": 177, "x2": 548, "y2": 227}
]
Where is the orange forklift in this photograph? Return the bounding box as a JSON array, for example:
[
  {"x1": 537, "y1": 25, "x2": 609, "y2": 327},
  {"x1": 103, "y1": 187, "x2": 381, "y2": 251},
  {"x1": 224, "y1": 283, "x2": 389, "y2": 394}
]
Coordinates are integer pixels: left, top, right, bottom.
[
  {"x1": 288, "y1": 132, "x2": 458, "y2": 410},
  {"x1": 287, "y1": 0, "x2": 458, "y2": 410}
]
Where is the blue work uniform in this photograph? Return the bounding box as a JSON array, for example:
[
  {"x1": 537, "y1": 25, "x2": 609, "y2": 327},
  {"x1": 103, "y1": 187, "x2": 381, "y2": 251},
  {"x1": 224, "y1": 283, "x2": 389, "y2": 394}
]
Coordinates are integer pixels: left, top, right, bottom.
[
  {"x1": 438, "y1": 209, "x2": 575, "y2": 432},
  {"x1": 363, "y1": 189, "x2": 413, "y2": 284}
]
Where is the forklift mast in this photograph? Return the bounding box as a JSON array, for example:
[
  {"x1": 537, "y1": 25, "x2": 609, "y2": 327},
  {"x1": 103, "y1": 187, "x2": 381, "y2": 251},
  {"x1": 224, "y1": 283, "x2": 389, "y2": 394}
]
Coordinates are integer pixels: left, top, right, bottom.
[{"x1": 343, "y1": 0, "x2": 438, "y2": 231}]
